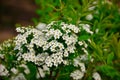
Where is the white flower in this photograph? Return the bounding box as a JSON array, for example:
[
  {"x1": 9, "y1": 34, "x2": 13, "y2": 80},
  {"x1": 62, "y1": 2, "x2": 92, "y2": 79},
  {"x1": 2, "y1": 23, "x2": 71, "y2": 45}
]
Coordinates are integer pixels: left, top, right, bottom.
[
  {"x1": 80, "y1": 24, "x2": 93, "y2": 34},
  {"x1": 82, "y1": 48, "x2": 88, "y2": 54},
  {"x1": 36, "y1": 23, "x2": 47, "y2": 30},
  {"x1": 73, "y1": 57, "x2": 86, "y2": 72},
  {"x1": 45, "y1": 56, "x2": 53, "y2": 67},
  {"x1": 83, "y1": 41, "x2": 88, "y2": 48},
  {"x1": 73, "y1": 57, "x2": 80, "y2": 67},
  {"x1": 95, "y1": 29, "x2": 99, "y2": 33},
  {"x1": 58, "y1": 43, "x2": 64, "y2": 51},
  {"x1": 57, "y1": 56, "x2": 63, "y2": 64},
  {"x1": 24, "y1": 69, "x2": 30, "y2": 74},
  {"x1": 63, "y1": 50, "x2": 69, "y2": 57},
  {"x1": 61, "y1": 24, "x2": 67, "y2": 31},
  {"x1": 15, "y1": 34, "x2": 27, "y2": 46},
  {"x1": 93, "y1": 1, "x2": 97, "y2": 4},
  {"x1": 38, "y1": 68, "x2": 45, "y2": 78},
  {"x1": 68, "y1": 24, "x2": 80, "y2": 33},
  {"x1": 67, "y1": 45, "x2": 76, "y2": 53},
  {"x1": 11, "y1": 68, "x2": 18, "y2": 74},
  {"x1": 87, "y1": 39, "x2": 91, "y2": 43},
  {"x1": 13, "y1": 73, "x2": 26, "y2": 80},
  {"x1": 19, "y1": 64, "x2": 30, "y2": 74},
  {"x1": 50, "y1": 45, "x2": 56, "y2": 52},
  {"x1": 0, "y1": 64, "x2": 9, "y2": 76},
  {"x1": 54, "y1": 29, "x2": 62, "y2": 39},
  {"x1": 16, "y1": 27, "x2": 25, "y2": 33},
  {"x1": 78, "y1": 63, "x2": 86, "y2": 72},
  {"x1": 70, "y1": 70, "x2": 84, "y2": 80},
  {"x1": 0, "y1": 54, "x2": 4, "y2": 59},
  {"x1": 63, "y1": 34, "x2": 77, "y2": 46},
  {"x1": 43, "y1": 65, "x2": 49, "y2": 71},
  {"x1": 78, "y1": 41, "x2": 84, "y2": 46},
  {"x1": 43, "y1": 44, "x2": 49, "y2": 51},
  {"x1": 92, "y1": 72, "x2": 101, "y2": 80},
  {"x1": 63, "y1": 60, "x2": 69, "y2": 65},
  {"x1": 88, "y1": 6, "x2": 96, "y2": 11},
  {"x1": 80, "y1": 54, "x2": 88, "y2": 61},
  {"x1": 46, "y1": 21, "x2": 55, "y2": 29}
]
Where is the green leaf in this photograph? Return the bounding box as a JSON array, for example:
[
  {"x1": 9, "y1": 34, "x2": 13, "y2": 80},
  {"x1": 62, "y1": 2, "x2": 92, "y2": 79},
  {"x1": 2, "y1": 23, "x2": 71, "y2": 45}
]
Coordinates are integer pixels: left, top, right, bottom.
[
  {"x1": 78, "y1": 35, "x2": 90, "y2": 40},
  {"x1": 96, "y1": 65, "x2": 120, "y2": 79},
  {"x1": 25, "y1": 62, "x2": 37, "y2": 80},
  {"x1": 107, "y1": 52, "x2": 114, "y2": 65}
]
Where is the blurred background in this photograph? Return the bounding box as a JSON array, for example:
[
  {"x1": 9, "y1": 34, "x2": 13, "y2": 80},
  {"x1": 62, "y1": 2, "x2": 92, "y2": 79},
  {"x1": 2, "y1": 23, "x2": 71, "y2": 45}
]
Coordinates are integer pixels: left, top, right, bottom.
[
  {"x1": 0, "y1": 0, "x2": 38, "y2": 43},
  {"x1": 0, "y1": 0, "x2": 120, "y2": 43}
]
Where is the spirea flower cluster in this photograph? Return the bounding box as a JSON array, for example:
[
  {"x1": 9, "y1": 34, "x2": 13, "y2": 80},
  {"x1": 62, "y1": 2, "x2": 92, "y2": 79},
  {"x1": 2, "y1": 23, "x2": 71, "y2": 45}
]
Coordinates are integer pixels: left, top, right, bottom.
[
  {"x1": 0, "y1": 21, "x2": 101, "y2": 80},
  {"x1": 15, "y1": 21, "x2": 81, "y2": 67}
]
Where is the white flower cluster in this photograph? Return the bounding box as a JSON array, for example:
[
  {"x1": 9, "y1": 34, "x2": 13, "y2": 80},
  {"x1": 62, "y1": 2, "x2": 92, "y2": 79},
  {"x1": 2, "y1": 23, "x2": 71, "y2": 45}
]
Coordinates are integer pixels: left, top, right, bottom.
[
  {"x1": 70, "y1": 56, "x2": 86, "y2": 80},
  {"x1": 79, "y1": 24, "x2": 93, "y2": 35},
  {"x1": 14, "y1": 21, "x2": 81, "y2": 68},
  {"x1": 11, "y1": 73, "x2": 26, "y2": 80},
  {"x1": 11, "y1": 67, "x2": 18, "y2": 74},
  {"x1": 14, "y1": 21, "x2": 93, "y2": 78},
  {"x1": 70, "y1": 38, "x2": 95, "y2": 80},
  {"x1": 36, "y1": 65, "x2": 50, "y2": 78},
  {"x1": 70, "y1": 70, "x2": 84, "y2": 80},
  {"x1": 0, "y1": 64, "x2": 9, "y2": 76}
]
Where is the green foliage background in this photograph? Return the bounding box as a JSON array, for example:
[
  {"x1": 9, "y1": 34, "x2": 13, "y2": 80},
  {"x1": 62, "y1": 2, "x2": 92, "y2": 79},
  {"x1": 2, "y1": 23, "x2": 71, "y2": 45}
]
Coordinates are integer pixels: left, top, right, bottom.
[{"x1": 33, "y1": 0, "x2": 120, "y2": 79}]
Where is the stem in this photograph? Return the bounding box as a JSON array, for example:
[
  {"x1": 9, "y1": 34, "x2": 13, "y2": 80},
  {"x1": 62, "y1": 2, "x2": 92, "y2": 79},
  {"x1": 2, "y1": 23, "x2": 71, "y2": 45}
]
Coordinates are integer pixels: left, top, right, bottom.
[
  {"x1": 54, "y1": 67, "x2": 62, "y2": 80},
  {"x1": 54, "y1": 70, "x2": 60, "y2": 80},
  {"x1": 49, "y1": 70, "x2": 53, "y2": 79}
]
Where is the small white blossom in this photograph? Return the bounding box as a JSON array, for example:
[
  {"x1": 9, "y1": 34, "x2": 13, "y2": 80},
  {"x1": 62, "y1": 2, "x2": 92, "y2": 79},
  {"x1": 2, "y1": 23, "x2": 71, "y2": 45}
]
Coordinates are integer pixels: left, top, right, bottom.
[
  {"x1": 82, "y1": 48, "x2": 88, "y2": 54},
  {"x1": 79, "y1": 63, "x2": 86, "y2": 72},
  {"x1": 70, "y1": 70, "x2": 84, "y2": 80},
  {"x1": 36, "y1": 23, "x2": 47, "y2": 30},
  {"x1": 88, "y1": 6, "x2": 96, "y2": 11},
  {"x1": 13, "y1": 73, "x2": 26, "y2": 80},
  {"x1": 11, "y1": 68, "x2": 18, "y2": 74},
  {"x1": 38, "y1": 68, "x2": 45, "y2": 78},
  {"x1": 0, "y1": 64, "x2": 9, "y2": 76},
  {"x1": 78, "y1": 41, "x2": 84, "y2": 46},
  {"x1": 63, "y1": 50, "x2": 69, "y2": 57},
  {"x1": 19, "y1": 64, "x2": 30, "y2": 74},
  {"x1": 87, "y1": 39, "x2": 91, "y2": 43},
  {"x1": 43, "y1": 65, "x2": 49, "y2": 71},
  {"x1": 54, "y1": 29, "x2": 62, "y2": 39},
  {"x1": 86, "y1": 14, "x2": 93, "y2": 21},
  {"x1": 80, "y1": 24, "x2": 93, "y2": 34},
  {"x1": 93, "y1": 72, "x2": 101, "y2": 80},
  {"x1": 95, "y1": 29, "x2": 99, "y2": 33},
  {"x1": 80, "y1": 54, "x2": 88, "y2": 61},
  {"x1": 45, "y1": 56, "x2": 53, "y2": 67},
  {"x1": 16, "y1": 27, "x2": 25, "y2": 33},
  {"x1": 0, "y1": 54, "x2": 4, "y2": 59},
  {"x1": 63, "y1": 60, "x2": 69, "y2": 65},
  {"x1": 67, "y1": 45, "x2": 76, "y2": 53},
  {"x1": 83, "y1": 41, "x2": 88, "y2": 48}
]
